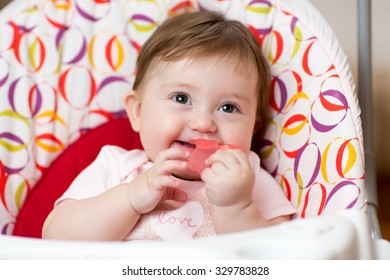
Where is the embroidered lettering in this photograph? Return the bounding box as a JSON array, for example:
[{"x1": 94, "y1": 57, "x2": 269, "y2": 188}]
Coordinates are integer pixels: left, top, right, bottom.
[{"x1": 154, "y1": 211, "x2": 198, "y2": 227}]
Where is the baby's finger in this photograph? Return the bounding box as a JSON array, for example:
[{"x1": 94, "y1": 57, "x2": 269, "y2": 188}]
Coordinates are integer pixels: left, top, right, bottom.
[
  {"x1": 206, "y1": 149, "x2": 240, "y2": 168},
  {"x1": 208, "y1": 161, "x2": 227, "y2": 175},
  {"x1": 153, "y1": 159, "x2": 188, "y2": 176},
  {"x1": 162, "y1": 187, "x2": 188, "y2": 202},
  {"x1": 212, "y1": 149, "x2": 249, "y2": 167},
  {"x1": 155, "y1": 147, "x2": 190, "y2": 164},
  {"x1": 222, "y1": 149, "x2": 250, "y2": 167},
  {"x1": 153, "y1": 175, "x2": 180, "y2": 191}
]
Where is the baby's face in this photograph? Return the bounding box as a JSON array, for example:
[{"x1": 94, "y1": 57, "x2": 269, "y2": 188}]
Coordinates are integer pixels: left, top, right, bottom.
[{"x1": 131, "y1": 55, "x2": 259, "y2": 169}]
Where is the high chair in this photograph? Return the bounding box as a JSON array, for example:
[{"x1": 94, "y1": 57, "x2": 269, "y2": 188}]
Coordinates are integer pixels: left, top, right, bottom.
[{"x1": 0, "y1": 0, "x2": 388, "y2": 259}]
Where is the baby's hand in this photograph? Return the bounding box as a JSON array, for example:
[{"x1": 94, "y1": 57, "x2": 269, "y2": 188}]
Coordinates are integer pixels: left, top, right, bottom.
[
  {"x1": 201, "y1": 149, "x2": 254, "y2": 210},
  {"x1": 128, "y1": 147, "x2": 189, "y2": 214}
]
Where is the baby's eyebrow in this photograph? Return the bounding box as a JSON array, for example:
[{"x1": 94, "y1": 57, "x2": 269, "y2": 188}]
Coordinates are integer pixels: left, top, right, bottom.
[
  {"x1": 224, "y1": 92, "x2": 252, "y2": 105},
  {"x1": 160, "y1": 82, "x2": 198, "y2": 91}
]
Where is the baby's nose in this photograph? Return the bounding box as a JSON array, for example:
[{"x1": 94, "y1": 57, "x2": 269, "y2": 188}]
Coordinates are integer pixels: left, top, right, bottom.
[{"x1": 188, "y1": 113, "x2": 217, "y2": 133}]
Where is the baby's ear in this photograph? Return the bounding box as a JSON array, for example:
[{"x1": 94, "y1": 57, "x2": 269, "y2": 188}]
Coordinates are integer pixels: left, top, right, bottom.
[{"x1": 124, "y1": 90, "x2": 141, "y2": 132}]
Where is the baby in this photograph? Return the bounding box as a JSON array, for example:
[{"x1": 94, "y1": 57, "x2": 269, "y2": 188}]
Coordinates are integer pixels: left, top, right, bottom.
[{"x1": 42, "y1": 11, "x2": 296, "y2": 241}]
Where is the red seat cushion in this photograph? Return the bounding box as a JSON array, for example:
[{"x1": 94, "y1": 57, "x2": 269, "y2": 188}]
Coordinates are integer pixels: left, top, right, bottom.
[{"x1": 12, "y1": 118, "x2": 142, "y2": 238}]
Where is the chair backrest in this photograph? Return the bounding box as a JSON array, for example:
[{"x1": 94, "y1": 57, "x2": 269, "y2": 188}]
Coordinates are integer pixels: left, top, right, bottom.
[{"x1": 0, "y1": 0, "x2": 366, "y2": 237}]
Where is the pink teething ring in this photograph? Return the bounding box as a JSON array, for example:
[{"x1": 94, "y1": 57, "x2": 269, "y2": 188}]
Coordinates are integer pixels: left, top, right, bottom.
[{"x1": 187, "y1": 139, "x2": 240, "y2": 174}]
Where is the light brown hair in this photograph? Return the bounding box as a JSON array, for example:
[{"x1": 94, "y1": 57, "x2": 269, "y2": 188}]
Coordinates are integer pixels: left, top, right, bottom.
[{"x1": 133, "y1": 11, "x2": 270, "y2": 152}]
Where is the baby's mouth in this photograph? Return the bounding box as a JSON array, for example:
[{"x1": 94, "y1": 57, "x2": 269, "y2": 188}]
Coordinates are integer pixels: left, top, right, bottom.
[
  {"x1": 178, "y1": 141, "x2": 196, "y2": 148},
  {"x1": 177, "y1": 141, "x2": 196, "y2": 152}
]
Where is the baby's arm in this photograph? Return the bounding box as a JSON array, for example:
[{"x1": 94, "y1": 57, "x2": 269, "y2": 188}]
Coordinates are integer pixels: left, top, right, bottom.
[
  {"x1": 202, "y1": 149, "x2": 290, "y2": 234},
  {"x1": 211, "y1": 204, "x2": 291, "y2": 234},
  {"x1": 42, "y1": 147, "x2": 189, "y2": 241},
  {"x1": 42, "y1": 183, "x2": 140, "y2": 240}
]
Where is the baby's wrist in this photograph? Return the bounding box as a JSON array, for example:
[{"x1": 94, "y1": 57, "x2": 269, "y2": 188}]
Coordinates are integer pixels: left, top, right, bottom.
[
  {"x1": 212, "y1": 199, "x2": 254, "y2": 215},
  {"x1": 125, "y1": 183, "x2": 142, "y2": 216}
]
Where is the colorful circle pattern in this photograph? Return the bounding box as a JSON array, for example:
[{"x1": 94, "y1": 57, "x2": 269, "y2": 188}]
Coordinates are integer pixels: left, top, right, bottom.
[{"x1": 0, "y1": 0, "x2": 366, "y2": 235}]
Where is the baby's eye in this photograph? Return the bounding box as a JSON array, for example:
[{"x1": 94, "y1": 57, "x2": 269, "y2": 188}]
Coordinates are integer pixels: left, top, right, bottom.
[
  {"x1": 172, "y1": 93, "x2": 191, "y2": 105},
  {"x1": 219, "y1": 103, "x2": 240, "y2": 113}
]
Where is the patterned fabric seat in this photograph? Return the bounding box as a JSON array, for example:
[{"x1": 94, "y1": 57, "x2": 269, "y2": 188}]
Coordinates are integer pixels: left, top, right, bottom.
[{"x1": 0, "y1": 0, "x2": 365, "y2": 237}]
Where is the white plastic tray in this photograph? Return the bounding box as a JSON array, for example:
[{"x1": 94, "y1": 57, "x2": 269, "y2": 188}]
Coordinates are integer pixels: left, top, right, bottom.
[{"x1": 0, "y1": 209, "x2": 388, "y2": 259}]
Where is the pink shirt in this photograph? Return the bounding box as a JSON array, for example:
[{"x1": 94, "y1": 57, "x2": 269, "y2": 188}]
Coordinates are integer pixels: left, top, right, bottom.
[{"x1": 57, "y1": 145, "x2": 296, "y2": 240}]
